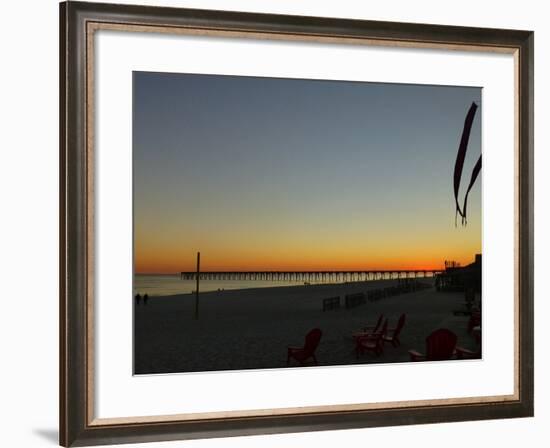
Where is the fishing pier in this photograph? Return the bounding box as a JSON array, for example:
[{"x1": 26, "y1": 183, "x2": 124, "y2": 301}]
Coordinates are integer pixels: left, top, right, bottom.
[{"x1": 180, "y1": 270, "x2": 441, "y2": 282}]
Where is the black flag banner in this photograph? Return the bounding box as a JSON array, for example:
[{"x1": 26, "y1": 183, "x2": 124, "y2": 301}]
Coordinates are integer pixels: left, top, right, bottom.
[{"x1": 453, "y1": 102, "x2": 482, "y2": 226}]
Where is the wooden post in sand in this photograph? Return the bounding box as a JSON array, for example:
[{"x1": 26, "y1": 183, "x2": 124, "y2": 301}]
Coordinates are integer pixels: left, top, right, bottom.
[{"x1": 194, "y1": 252, "x2": 200, "y2": 320}]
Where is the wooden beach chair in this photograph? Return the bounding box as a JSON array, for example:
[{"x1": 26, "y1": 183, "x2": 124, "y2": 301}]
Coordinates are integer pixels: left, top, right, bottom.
[
  {"x1": 383, "y1": 313, "x2": 406, "y2": 347},
  {"x1": 345, "y1": 293, "x2": 366, "y2": 309},
  {"x1": 408, "y1": 328, "x2": 457, "y2": 361},
  {"x1": 287, "y1": 328, "x2": 322, "y2": 366},
  {"x1": 322, "y1": 296, "x2": 340, "y2": 311},
  {"x1": 468, "y1": 309, "x2": 481, "y2": 333},
  {"x1": 355, "y1": 319, "x2": 388, "y2": 358},
  {"x1": 363, "y1": 314, "x2": 383, "y2": 333},
  {"x1": 457, "y1": 325, "x2": 482, "y2": 359},
  {"x1": 455, "y1": 345, "x2": 481, "y2": 359},
  {"x1": 352, "y1": 314, "x2": 383, "y2": 342}
]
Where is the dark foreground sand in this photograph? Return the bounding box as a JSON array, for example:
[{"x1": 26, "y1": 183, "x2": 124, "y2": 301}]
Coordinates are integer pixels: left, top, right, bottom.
[{"x1": 134, "y1": 279, "x2": 479, "y2": 374}]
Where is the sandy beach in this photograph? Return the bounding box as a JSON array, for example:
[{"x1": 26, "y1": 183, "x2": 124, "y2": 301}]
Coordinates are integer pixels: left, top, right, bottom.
[{"x1": 134, "y1": 279, "x2": 479, "y2": 374}]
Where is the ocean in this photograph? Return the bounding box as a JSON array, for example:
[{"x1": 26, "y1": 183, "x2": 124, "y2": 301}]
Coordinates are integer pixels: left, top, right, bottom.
[
  {"x1": 134, "y1": 272, "x2": 434, "y2": 297},
  {"x1": 134, "y1": 274, "x2": 317, "y2": 296}
]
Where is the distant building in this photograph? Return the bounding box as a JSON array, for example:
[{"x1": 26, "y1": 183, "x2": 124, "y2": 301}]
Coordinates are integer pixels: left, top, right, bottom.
[{"x1": 436, "y1": 254, "x2": 481, "y2": 293}]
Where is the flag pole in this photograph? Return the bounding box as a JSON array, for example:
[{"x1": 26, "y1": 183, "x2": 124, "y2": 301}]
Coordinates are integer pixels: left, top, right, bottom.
[{"x1": 194, "y1": 252, "x2": 200, "y2": 320}]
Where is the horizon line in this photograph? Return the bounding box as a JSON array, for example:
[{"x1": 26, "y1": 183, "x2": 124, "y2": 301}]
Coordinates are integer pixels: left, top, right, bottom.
[{"x1": 136, "y1": 268, "x2": 450, "y2": 275}]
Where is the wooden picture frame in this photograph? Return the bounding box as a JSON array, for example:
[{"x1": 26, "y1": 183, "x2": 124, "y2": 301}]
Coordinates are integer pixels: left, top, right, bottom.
[{"x1": 60, "y1": 1, "x2": 533, "y2": 446}]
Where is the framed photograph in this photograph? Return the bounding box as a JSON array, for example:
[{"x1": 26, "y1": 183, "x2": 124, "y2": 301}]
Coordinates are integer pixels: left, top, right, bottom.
[{"x1": 59, "y1": 1, "x2": 533, "y2": 446}]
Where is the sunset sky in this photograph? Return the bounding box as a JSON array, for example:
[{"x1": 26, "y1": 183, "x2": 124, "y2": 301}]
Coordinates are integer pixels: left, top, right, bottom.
[{"x1": 133, "y1": 72, "x2": 481, "y2": 274}]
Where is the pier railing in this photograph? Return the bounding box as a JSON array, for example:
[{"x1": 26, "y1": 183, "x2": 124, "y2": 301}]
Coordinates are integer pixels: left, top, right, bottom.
[{"x1": 180, "y1": 270, "x2": 441, "y2": 282}]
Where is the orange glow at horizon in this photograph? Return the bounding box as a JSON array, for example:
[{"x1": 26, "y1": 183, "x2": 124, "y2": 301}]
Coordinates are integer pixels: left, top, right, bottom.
[{"x1": 134, "y1": 228, "x2": 481, "y2": 274}]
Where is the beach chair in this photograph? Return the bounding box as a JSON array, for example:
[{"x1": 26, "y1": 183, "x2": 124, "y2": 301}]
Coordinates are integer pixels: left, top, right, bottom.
[
  {"x1": 363, "y1": 314, "x2": 383, "y2": 333},
  {"x1": 408, "y1": 328, "x2": 457, "y2": 361},
  {"x1": 356, "y1": 319, "x2": 388, "y2": 358},
  {"x1": 457, "y1": 326, "x2": 482, "y2": 359},
  {"x1": 352, "y1": 314, "x2": 383, "y2": 341},
  {"x1": 383, "y1": 313, "x2": 406, "y2": 347},
  {"x1": 287, "y1": 328, "x2": 322, "y2": 366},
  {"x1": 322, "y1": 296, "x2": 340, "y2": 311},
  {"x1": 468, "y1": 309, "x2": 481, "y2": 333},
  {"x1": 345, "y1": 293, "x2": 366, "y2": 309},
  {"x1": 455, "y1": 345, "x2": 481, "y2": 359}
]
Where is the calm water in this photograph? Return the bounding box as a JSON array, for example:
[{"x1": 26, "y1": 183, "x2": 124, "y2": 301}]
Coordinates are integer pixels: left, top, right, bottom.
[
  {"x1": 134, "y1": 274, "x2": 317, "y2": 296},
  {"x1": 135, "y1": 273, "x2": 433, "y2": 296}
]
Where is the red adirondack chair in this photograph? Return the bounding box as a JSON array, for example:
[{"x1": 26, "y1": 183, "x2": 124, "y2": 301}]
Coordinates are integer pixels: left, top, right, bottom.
[
  {"x1": 364, "y1": 314, "x2": 384, "y2": 333},
  {"x1": 455, "y1": 345, "x2": 481, "y2": 359},
  {"x1": 356, "y1": 319, "x2": 388, "y2": 358},
  {"x1": 468, "y1": 309, "x2": 481, "y2": 333},
  {"x1": 408, "y1": 328, "x2": 457, "y2": 361},
  {"x1": 352, "y1": 314, "x2": 383, "y2": 341},
  {"x1": 287, "y1": 328, "x2": 322, "y2": 366},
  {"x1": 383, "y1": 314, "x2": 406, "y2": 347},
  {"x1": 456, "y1": 327, "x2": 482, "y2": 359}
]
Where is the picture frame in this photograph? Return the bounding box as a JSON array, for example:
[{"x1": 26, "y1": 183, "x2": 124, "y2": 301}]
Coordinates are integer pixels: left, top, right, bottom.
[{"x1": 59, "y1": 1, "x2": 534, "y2": 446}]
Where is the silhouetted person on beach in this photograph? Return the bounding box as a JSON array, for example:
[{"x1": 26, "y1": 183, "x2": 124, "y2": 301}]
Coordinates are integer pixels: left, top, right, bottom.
[
  {"x1": 135, "y1": 293, "x2": 141, "y2": 306},
  {"x1": 143, "y1": 294, "x2": 149, "y2": 305}
]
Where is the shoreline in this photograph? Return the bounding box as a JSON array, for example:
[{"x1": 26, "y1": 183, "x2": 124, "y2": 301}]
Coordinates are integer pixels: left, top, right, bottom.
[
  {"x1": 132, "y1": 277, "x2": 479, "y2": 375},
  {"x1": 143, "y1": 277, "x2": 435, "y2": 301}
]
